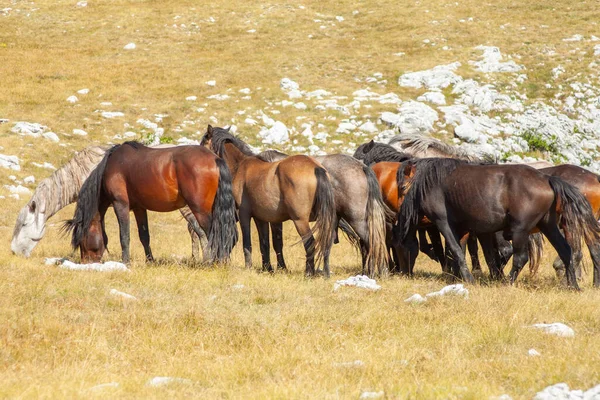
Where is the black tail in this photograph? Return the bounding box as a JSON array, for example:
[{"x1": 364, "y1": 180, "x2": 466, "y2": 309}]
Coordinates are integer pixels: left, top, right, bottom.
[
  {"x1": 207, "y1": 158, "x2": 238, "y2": 262},
  {"x1": 395, "y1": 158, "x2": 461, "y2": 244},
  {"x1": 363, "y1": 165, "x2": 391, "y2": 276},
  {"x1": 310, "y1": 167, "x2": 337, "y2": 267},
  {"x1": 548, "y1": 176, "x2": 600, "y2": 249},
  {"x1": 70, "y1": 144, "x2": 120, "y2": 250}
]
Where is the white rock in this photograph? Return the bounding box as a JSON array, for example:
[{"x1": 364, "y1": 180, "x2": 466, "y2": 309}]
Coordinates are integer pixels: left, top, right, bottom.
[
  {"x1": 306, "y1": 89, "x2": 331, "y2": 98},
  {"x1": 109, "y1": 288, "x2": 138, "y2": 301},
  {"x1": 260, "y1": 121, "x2": 289, "y2": 144},
  {"x1": 146, "y1": 377, "x2": 192, "y2": 387},
  {"x1": 594, "y1": 44, "x2": 600, "y2": 57},
  {"x1": 4, "y1": 184, "x2": 30, "y2": 194},
  {"x1": 563, "y1": 34, "x2": 584, "y2": 42},
  {"x1": 471, "y1": 46, "x2": 523, "y2": 73},
  {"x1": 42, "y1": 132, "x2": 60, "y2": 142},
  {"x1": 358, "y1": 121, "x2": 378, "y2": 133},
  {"x1": 76, "y1": 1, "x2": 87, "y2": 8},
  {"x1": 280, "y1": 78, "x2": 300, "y2": 92},
  {"x1": 0, "y1": 154, "x2": 20, "y2": 171},
  {"x1": 398, "y1": 62, "x2": 462, "y2": 89},
  {"x1": 232, "y1": 284, "x2": 245, "y2": 290},
  {"x1": 77, "y1": 88, "x2": 90, "y2": 94},
  {"x1": 11, "y1": 122, "x2": 48, "y2": 137},
  {"x1": 359, "y1": 391, "x2": 384, "y2": 399},
  {"x1": 186, "y1": 96, "x2": 197, "y2": 101},
  {"x1": 101, "y1": 111, "x2": 124, "y2": 119},
  {"x1": 31, "y1": 161, "x2": 56, "y2": 170},
  {"x1": 417, "y1": 91, "x2": 446, "y2": 105},
  {"x1": 244, "y1": 118, "x2": 258, "y2": 126},
  {"x1": 426, "y1": 284, "x2": 469, "y2": 298},
  {"x1": 530, "y1": 323, "x2": 575, "y2": 337},
  {"x1": 72, "y1": 129, "x2": 88, "y2": 136},
  {"x1": 123, "y1": 42, "x2": 136, "y2": 50},
  {"x1": 528, "y1": 348, "x2": 541, "y2": 357},
  {"x1": 294, "y1": 102, "x2": 307, "y2": 110},
  {"x1": 207, "y1": 94, "x2": 230, "y2": 101},
  {"x1": 334, "y1": 275, "x2": 381, "y2": 291},
  {"x1": 335, "y1": 16, "x2": 344, "y2": 22},
  {"x1": 381, "y1": 101, "x2": 438, "y2": 134},
  {"x1": 205, "y1": 80, "x2": 216, "y2": 86},
  {"x1": 333, "y1": 360, "x2": 365, "y2": 368},
  {"x1": 404, "y1": 293, "x2": 427, "y2": 304},
  {"x1": 336, "y1": 122, "x2": 357, "y2": 133},
  {"x1": 287, "y1": 89, "x2": 303, "y2": 99},
  {"x1": 239, "y1": 88, "x2": 251, "y2": 94},
  {"x1": 57, "y1": 260, "x2": 130, "y2": 272},
  {"x1": 66, "y1": 95, "x2": 78, "y2": 103},
  {"x1": 23, "y1": 175, "x2": 35, "y2": 184}
]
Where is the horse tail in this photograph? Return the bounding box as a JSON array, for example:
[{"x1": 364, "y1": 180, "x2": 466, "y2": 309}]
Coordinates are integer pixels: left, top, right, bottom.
[
  {"x1": 528, "y1": 233, "x2": 545, "y2": 276},
  {"x1": 394, "y1": 158, "x2": 461, "y2": 244},
  {"x1": 70, "y1": 144, "x2": 120, "y2": 250},
  {"x1": 338, "y1": 219, "x2": 360, "y2": 248},
  {"x1": 548, "y1": 176, "x2": 600, "y2": 249},
  {"x1": 363, "y1": 164, "x2": 391, "y2": 276},
  {"x1": 207, "y1": 158, "x2": 238, "y2": 262},
  {"x1": 311, "y1": 167, "x2": 337, "y2": 268}
]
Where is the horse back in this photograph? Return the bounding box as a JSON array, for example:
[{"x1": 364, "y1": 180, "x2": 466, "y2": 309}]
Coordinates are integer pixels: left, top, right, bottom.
[
  {"x1": 372, "y1": 162, "x2": 401, "y2": 211},
  {"x1": 540, "y1": 164, "x2": 600, "y2": 216}
]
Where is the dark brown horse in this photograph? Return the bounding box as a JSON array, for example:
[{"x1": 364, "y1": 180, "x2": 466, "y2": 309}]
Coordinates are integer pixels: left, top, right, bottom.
[
  {"x1": 254, "y1": 149, "x2": 390, "y2": 277},
  {"x1": 395, "y1": 158, "x2": 600, "y2": 289},
  {"x1": 200, "y1": 126, "x2": 337, "y2": 277},
  {"x1": 68, "y1": 142, "x2": 238, "y2": 263}
]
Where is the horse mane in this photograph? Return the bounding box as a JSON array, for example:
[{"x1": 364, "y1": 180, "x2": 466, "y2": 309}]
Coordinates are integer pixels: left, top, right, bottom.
[
  {"x1": 209, "y1": 127, "x2": 256, "y2": 158},
  {"x1": 22, "y1": 145, "x2": 109, "y2": 223},
  {"x1": 357, "y1": 142, "x2": 413, "y2": 166},
  {"x1": 122, "y1": 141, "x2": 144, "y2": 150},
  {"x1": 389, "y1": 133, "x2": 480, "y2": 162},
  {"x1": 395, "y1": 158, "x2": 463, "y2": 242},
  {"x1": 257, "y1": 149, "x2": 288, "y2": 162}
]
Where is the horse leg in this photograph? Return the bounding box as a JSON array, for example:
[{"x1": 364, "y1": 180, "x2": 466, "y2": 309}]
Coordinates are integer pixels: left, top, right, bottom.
[
  {"x1": 468, "y1": 234, "x2": 483, "y2": 277},
  {"x1": 133, "y1": 208, "x2": 154, "y2": 262},
  {"x1": 478, "y1": 233, "x2": 503, "y2": 280},
  {"x1": 587, "y1": 242, "x2": 600, "y2": 288},
  {"x1": 271, "y1": 222, "x2": 287, "y2": 271},
  {"x1": 254, "y1": 219, "x2": 273, "y2": 273},
  {"x1": 292, "y1": 219, "x2": 316, "y2": 277},
  {"x1": 538, "y1": 221, "x2": 579, "y2": 290},
  {"x1": 435, "y1": 221, "x2": 474, "y2": 284},
  {"x1": 496, "y1": 232, "x2": 513, "y2": 271},
  {"x1": 507, "y1": 231, "x2": 530, "y2": 285},
  {"x1": 239, "y1": 210, "x2": 253, "y2": 269},
  {"x1": 418, "y1": 228, "x2": 436, "y2": 261},
  {"x1": 427, "y1": 227, "x2": 447, "y2": 274},
  {"x1": 113, "y1": 200, "x2": 131, "y2": 263}
]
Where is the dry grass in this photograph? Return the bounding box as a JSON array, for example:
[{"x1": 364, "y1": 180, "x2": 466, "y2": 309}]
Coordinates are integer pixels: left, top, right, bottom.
[{"x1": 2, "y1": 0, "x2": 600, "y2": 398}]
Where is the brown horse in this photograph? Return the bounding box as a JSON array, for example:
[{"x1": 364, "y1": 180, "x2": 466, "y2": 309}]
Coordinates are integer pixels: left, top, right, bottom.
[
  {"x1": 68, "y1": 142, "x2": 238, "y2": 263},
  {"x1": 200, "y1": 126, "x2": 337, "y2": 277},
  {"x1": 63, "y1": 212, "x2": 106, "y2": 263},
  {"x1": 256, "y1": 149, "x2": 390, "y2": 277},
  {"x1": 395, "y1": 158, "x2": 600, "y2": 289}
]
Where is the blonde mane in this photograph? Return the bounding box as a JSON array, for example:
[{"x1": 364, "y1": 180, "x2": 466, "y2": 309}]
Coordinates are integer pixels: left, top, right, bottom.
[{"x1": 389, "y1": 133, "x2": 480, "y2": 161}]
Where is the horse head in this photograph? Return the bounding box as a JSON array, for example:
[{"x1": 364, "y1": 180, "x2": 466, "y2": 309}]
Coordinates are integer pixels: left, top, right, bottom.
[{"x1": 11, "y1": 200, "x2": 47, "y2": 257}]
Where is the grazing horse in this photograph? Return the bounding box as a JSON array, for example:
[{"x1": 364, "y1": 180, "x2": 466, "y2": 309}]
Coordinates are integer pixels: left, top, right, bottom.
[
  {"x1": 63, "y1": 213, "x2": 106, "y2": 263},
  {"x1": 200, "y1": 126, "x2": 337, "y2": 277},
  {"x1": 252, "y1": 149, "x2": 390, "y2": 277},
  {"x1": 395, "y1": 158, "x2": 600, "y2": 289},
  {"x1": 523, "y1": 164, "x2": 600, "y2": 286},
  {"x1": 68, "y1": 142, "x2": 238, "y2": 263}
]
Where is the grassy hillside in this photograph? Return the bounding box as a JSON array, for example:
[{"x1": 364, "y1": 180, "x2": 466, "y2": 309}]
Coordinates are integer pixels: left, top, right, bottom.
[{"x1": 1, "y1": 0, "x2": 600, "y2": 398}]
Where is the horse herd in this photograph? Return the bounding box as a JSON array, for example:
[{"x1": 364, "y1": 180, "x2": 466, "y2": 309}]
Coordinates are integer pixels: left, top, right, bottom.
[{"x1": 11, "y1": 127, "x2": 600, "y2": 290}]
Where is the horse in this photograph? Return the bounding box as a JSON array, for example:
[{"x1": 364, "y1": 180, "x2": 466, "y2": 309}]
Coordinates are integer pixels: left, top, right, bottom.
[
  {"x1": 11, "y1": 144, "x2": 213, "y2": 262},
  {"x1": 394, "y1": 158, "x2": 600, "y2": 290},
  {"x1": 11, "y1": 145, "x2": 109, "y2": 257},
  {"x1": 62, "y1": 212, "x2": 106, "y2": 263},
  {"x1": 251, "y1": 149, "x2": 390, "y2": 277},
  {"x1": 523, "y1": 164, "x2": 600, "y2": 286},
  {"x1": 388, "y1": 132, "x2": 480, "y2": 161},
  {"x1": 67, "y1": 142, "x2": 238, "y2": 264},
  {"x1": 200, "y1": 126, "x2": 337, "y2": 277}
]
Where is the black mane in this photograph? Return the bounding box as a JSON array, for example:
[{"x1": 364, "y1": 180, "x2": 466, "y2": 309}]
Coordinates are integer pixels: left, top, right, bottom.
[
  {"x1": 257, "y1": 149, "x2": 288, "y2": 162},
  {"x1": 354, "y1": 141, "x2": 412, "y2": 165},
  {"x1": 205, "y1": 127, "x2": 256, "y2": 158}
]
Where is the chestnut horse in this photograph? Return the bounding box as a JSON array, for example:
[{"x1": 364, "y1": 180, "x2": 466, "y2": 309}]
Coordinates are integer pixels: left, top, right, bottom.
[
  {"x1": 68, "y1": 142, "x2": 238, "y2": 263},
  {"x1": 200, "y1": 126, "x2": 337, "y2": 277},
  {"x1": 395, "y1": 158, "x2": 600, "y2": 289}
]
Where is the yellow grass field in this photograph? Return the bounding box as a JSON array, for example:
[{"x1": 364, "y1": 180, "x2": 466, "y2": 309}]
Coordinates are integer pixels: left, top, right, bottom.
[{"x1": 1, "y1": 0, "x2": 600, "y2": 398}]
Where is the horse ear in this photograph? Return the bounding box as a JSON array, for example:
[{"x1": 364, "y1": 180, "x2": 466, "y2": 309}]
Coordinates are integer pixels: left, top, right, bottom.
[
  {"x1": 29, "y1": 201, "x2": 36, "y2": 213},
  {"x1": 206, "y1": 125, "x2": 214, "y2": 139},
  {"x1": 365, "y1": 140, "x2": 375, "y2": 152},
  {"x1": 226, "y1": 126, "x2": 231, "y2": 132}
]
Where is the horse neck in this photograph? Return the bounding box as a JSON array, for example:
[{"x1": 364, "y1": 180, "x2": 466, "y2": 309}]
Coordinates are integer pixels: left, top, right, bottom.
[
  {"x1": 222, "y1": 142, "x2": 252, "y2": 176},
  {"x1": 36, "y1": 147, "x2": 107, "y2": 218}
]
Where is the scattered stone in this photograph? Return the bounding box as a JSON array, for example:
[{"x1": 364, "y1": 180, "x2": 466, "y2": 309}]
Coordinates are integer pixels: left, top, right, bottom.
[
  {"x1": 50, "y1": 259, "x2": 130, "y2": 272},
  {"x1": 4, "y1": 184, "x2": 30, "y2": 195},
  {"x1": 205, "y1": 80, "x2": 216, "y2": 86},
  {"x1": 533, "y1": 382, "x2": 600, "y2": 400},
  {"x1": 259, "y1": 121, "x2": 289, "y2": 144},
  {"x1": 426, "y1": 284, "x2": 469, "y2": 298},
  {"x1": 359, "y1": 391, "x2": 384, "y2": 399},
  {"x1": 0, "y1": 154, "x2": 20, "y2": 171},
  {"x1": 101, "y1": 111, "x2": 124, "y2": 119},
  {"x1": 23, "y1": 176, "x2": 35, "y2": 184},
  {"x1": 186, "y1": 96, "x2": 197, "y2": 101},
  {"x1": 562, "y1": 34, "x2": 584, "y2": 42},
  {"x1": 280, "y1": 78, "x2": 300, "y2": 92},
  {"x1": 398, "y1": 62, "x2": 462, "y2": 89},
  {"x1": 528, "y1": 348, "x2": 541, "y2": 357},
  {"x1": 66, "y1": 95, "x2": 78, "y2": 103},
  {"x1": 530, "y1": 323, "x2": 575, "y2": 338},
  {"x1": 404, "y1": 293, "x2": 427, "y2": 304},
  {"x1": 333, "y1": 360, "x2": 365, "y2": 368},
  {"x1": 146, "y1": 377, "x2": 192, "y2": 387},
  {"x1": 334, "y1": 275, "x2": 381, "y2": 291},
  {"x1": 77, "y1": 88, "x2": 90, "y2": 94},
  {"x1": 72, "y1": 129, "x2": 88, "y2": 136},
  {"x1": 76, "y1": 1, "x2": 87, "y2": 7},
  {"x1": 123, "y1": 42, "x2": 136, "y2": 50},
  {"x1": 417, "y1": 91, "x2": 446, "y2": 105},
  {"x1": 471, "y1": 46, "x2": 523, "y2": 73},
  {"x1": 11, "y1": 122, "x2": 48, "y2": 138},
  {"x1": 42, "y1": 132, "x2": 60, "y2": 142}
]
